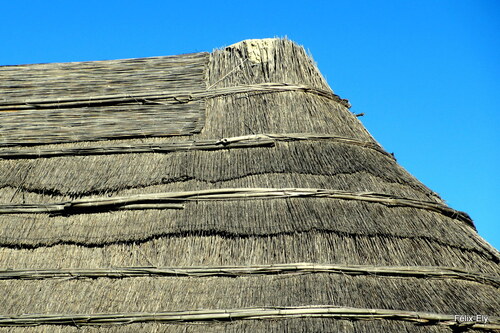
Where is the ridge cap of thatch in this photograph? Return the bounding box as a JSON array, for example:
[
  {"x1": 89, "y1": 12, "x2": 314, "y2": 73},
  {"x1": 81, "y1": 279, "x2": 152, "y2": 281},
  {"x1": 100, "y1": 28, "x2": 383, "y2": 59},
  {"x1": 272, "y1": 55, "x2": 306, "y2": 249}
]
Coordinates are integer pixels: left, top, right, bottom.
[
  {"x1": 208, "y1": 37, "x2": 335, "y2": 102},
  {"x1": 225, "y1": 38, "x2": 281, "y2": 64}
]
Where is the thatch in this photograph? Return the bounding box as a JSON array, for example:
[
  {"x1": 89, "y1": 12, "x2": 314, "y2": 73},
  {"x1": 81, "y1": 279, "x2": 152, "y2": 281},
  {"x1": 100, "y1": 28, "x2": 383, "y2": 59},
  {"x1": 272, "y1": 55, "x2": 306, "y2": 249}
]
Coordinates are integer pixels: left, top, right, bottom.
[
  {"x1": 0, "y1": 38, "x2": 498, "y2": 332},
  {"x1": 0, "y1": 53, "x2": 207, "y2": 146}
]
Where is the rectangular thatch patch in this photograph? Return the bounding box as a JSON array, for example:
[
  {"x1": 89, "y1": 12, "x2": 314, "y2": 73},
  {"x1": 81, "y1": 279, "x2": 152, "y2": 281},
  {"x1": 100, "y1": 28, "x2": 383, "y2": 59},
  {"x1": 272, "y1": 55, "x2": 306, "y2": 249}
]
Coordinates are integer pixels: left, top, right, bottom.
[{"x1": 0, "y1": 52, "x2": 208, "y2": 146}]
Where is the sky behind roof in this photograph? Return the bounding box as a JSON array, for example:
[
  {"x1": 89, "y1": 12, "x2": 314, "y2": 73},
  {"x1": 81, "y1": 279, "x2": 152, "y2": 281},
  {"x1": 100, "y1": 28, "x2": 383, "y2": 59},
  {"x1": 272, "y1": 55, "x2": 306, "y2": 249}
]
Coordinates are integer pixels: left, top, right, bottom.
[{"x1": 1, "y1": 0, "x2": 498, "y2": 249}]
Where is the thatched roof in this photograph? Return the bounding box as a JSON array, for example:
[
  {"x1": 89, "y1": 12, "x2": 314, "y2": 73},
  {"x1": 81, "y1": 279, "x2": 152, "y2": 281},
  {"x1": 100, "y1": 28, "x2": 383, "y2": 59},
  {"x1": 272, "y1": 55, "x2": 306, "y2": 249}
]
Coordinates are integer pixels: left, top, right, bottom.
[{"x1": 0, "y1": 38, "x2": 498, "y2": 332}]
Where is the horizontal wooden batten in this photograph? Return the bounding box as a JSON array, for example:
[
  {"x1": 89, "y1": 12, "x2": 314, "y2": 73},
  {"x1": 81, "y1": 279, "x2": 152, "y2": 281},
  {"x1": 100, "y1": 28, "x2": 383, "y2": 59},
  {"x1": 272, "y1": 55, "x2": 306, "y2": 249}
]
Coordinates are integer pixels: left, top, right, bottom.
[
  {"x1": 0, "y1": 188, "x2": 474, "y2": 228},
  {"x1": 0, "y1": 133, "x2": 389, "y2": 159},
  {"x1": 0, "y1": 82, "x2": 348, "y2": 111},
  {"x1": 1, "y1": 263, "x2": 497, "y2": 287},
  {"x1": 0, "y1": 82, "x2": 350, "y2": 147},
  {"x1": 0, "y1": 305, "x2": 497, "y2": 330}
]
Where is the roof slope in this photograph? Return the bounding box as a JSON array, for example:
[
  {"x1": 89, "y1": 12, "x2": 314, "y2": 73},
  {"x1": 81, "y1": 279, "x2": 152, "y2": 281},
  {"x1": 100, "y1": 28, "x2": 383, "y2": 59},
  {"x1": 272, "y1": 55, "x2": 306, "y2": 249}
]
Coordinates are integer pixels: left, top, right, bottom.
[{"x1": 0, "y1": 38, "x2": 498, "y2": 332}]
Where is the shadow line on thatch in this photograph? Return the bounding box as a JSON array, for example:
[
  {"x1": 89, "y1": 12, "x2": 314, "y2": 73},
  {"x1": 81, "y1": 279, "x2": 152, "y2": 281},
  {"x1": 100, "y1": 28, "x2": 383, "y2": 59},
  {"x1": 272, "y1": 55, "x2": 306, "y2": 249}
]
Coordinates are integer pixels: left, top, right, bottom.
[
  {"x1": 2, "y1": 169, "x2": 434, "y2": 201},
  {"x1": 2, "y1": 228, "x2": 497, "y2": 264},
  {"x1": 0, "y1": 305, "x2": 498, "y2": 330},
  {"x1": 1, "y1": 263, "x2": 498, "y2": 288}
]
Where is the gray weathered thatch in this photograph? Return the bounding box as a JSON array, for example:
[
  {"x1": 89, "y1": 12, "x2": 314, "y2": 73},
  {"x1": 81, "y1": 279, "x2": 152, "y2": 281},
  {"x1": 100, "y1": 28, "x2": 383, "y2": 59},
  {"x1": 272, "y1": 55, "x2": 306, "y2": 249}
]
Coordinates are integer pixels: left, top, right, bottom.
[{"x1": 0, "y1": 38, "x2": 498, "y2": 332}]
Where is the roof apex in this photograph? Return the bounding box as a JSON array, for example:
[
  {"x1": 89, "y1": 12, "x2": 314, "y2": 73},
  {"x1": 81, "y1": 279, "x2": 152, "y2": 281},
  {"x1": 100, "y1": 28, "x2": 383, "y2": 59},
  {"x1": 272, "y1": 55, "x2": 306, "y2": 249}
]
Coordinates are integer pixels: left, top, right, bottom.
[{"x1": 225, "y1": 38, "x2": 285, "y2": 64}]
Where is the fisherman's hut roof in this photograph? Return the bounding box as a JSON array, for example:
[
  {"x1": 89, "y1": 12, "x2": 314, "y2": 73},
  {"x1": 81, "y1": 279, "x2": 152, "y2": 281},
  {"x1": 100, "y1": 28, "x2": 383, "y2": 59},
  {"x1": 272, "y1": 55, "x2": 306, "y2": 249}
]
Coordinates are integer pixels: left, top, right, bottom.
[{"x1": 0, "y1": 38, "x2": 498, "y2": 332}]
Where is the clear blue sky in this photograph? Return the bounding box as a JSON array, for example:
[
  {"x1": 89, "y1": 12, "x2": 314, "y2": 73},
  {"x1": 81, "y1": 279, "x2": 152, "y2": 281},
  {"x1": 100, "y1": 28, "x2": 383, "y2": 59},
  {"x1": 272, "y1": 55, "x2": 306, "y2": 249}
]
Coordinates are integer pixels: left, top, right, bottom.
[{"x1": 1, "y1": 1, "x2": 498, "y2": 249}]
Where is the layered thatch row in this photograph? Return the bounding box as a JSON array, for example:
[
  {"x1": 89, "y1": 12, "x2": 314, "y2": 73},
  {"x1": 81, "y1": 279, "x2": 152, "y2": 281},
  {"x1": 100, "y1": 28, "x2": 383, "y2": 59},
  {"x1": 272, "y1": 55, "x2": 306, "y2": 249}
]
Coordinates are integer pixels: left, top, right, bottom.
[
  {"x1": 0, "y1": 38, "x2": 498, "y2": 332},
  {"x1": 1, "y1": 231, "x2": 498, "y2": 274},
  {"x1": 0, "y1": 191, "x2": 491, "y2": 258},
  {"x1": 0, "y1": 140, "x2": 435, "y2": 197},
  {"x1": 1, "y1": 272, "x2": 499, "y2": 318}
]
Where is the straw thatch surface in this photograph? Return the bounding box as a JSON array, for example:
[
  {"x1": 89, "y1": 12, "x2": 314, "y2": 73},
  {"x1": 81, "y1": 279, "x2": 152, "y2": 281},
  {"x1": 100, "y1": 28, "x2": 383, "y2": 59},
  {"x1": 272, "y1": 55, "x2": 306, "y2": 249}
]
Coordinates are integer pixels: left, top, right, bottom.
[
  {"x1": 0, "y1": 53, "x2": 207, "y2": 146},
  {"x1": 0, "y1": 38, "x2": 498, "y2": 332}
]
